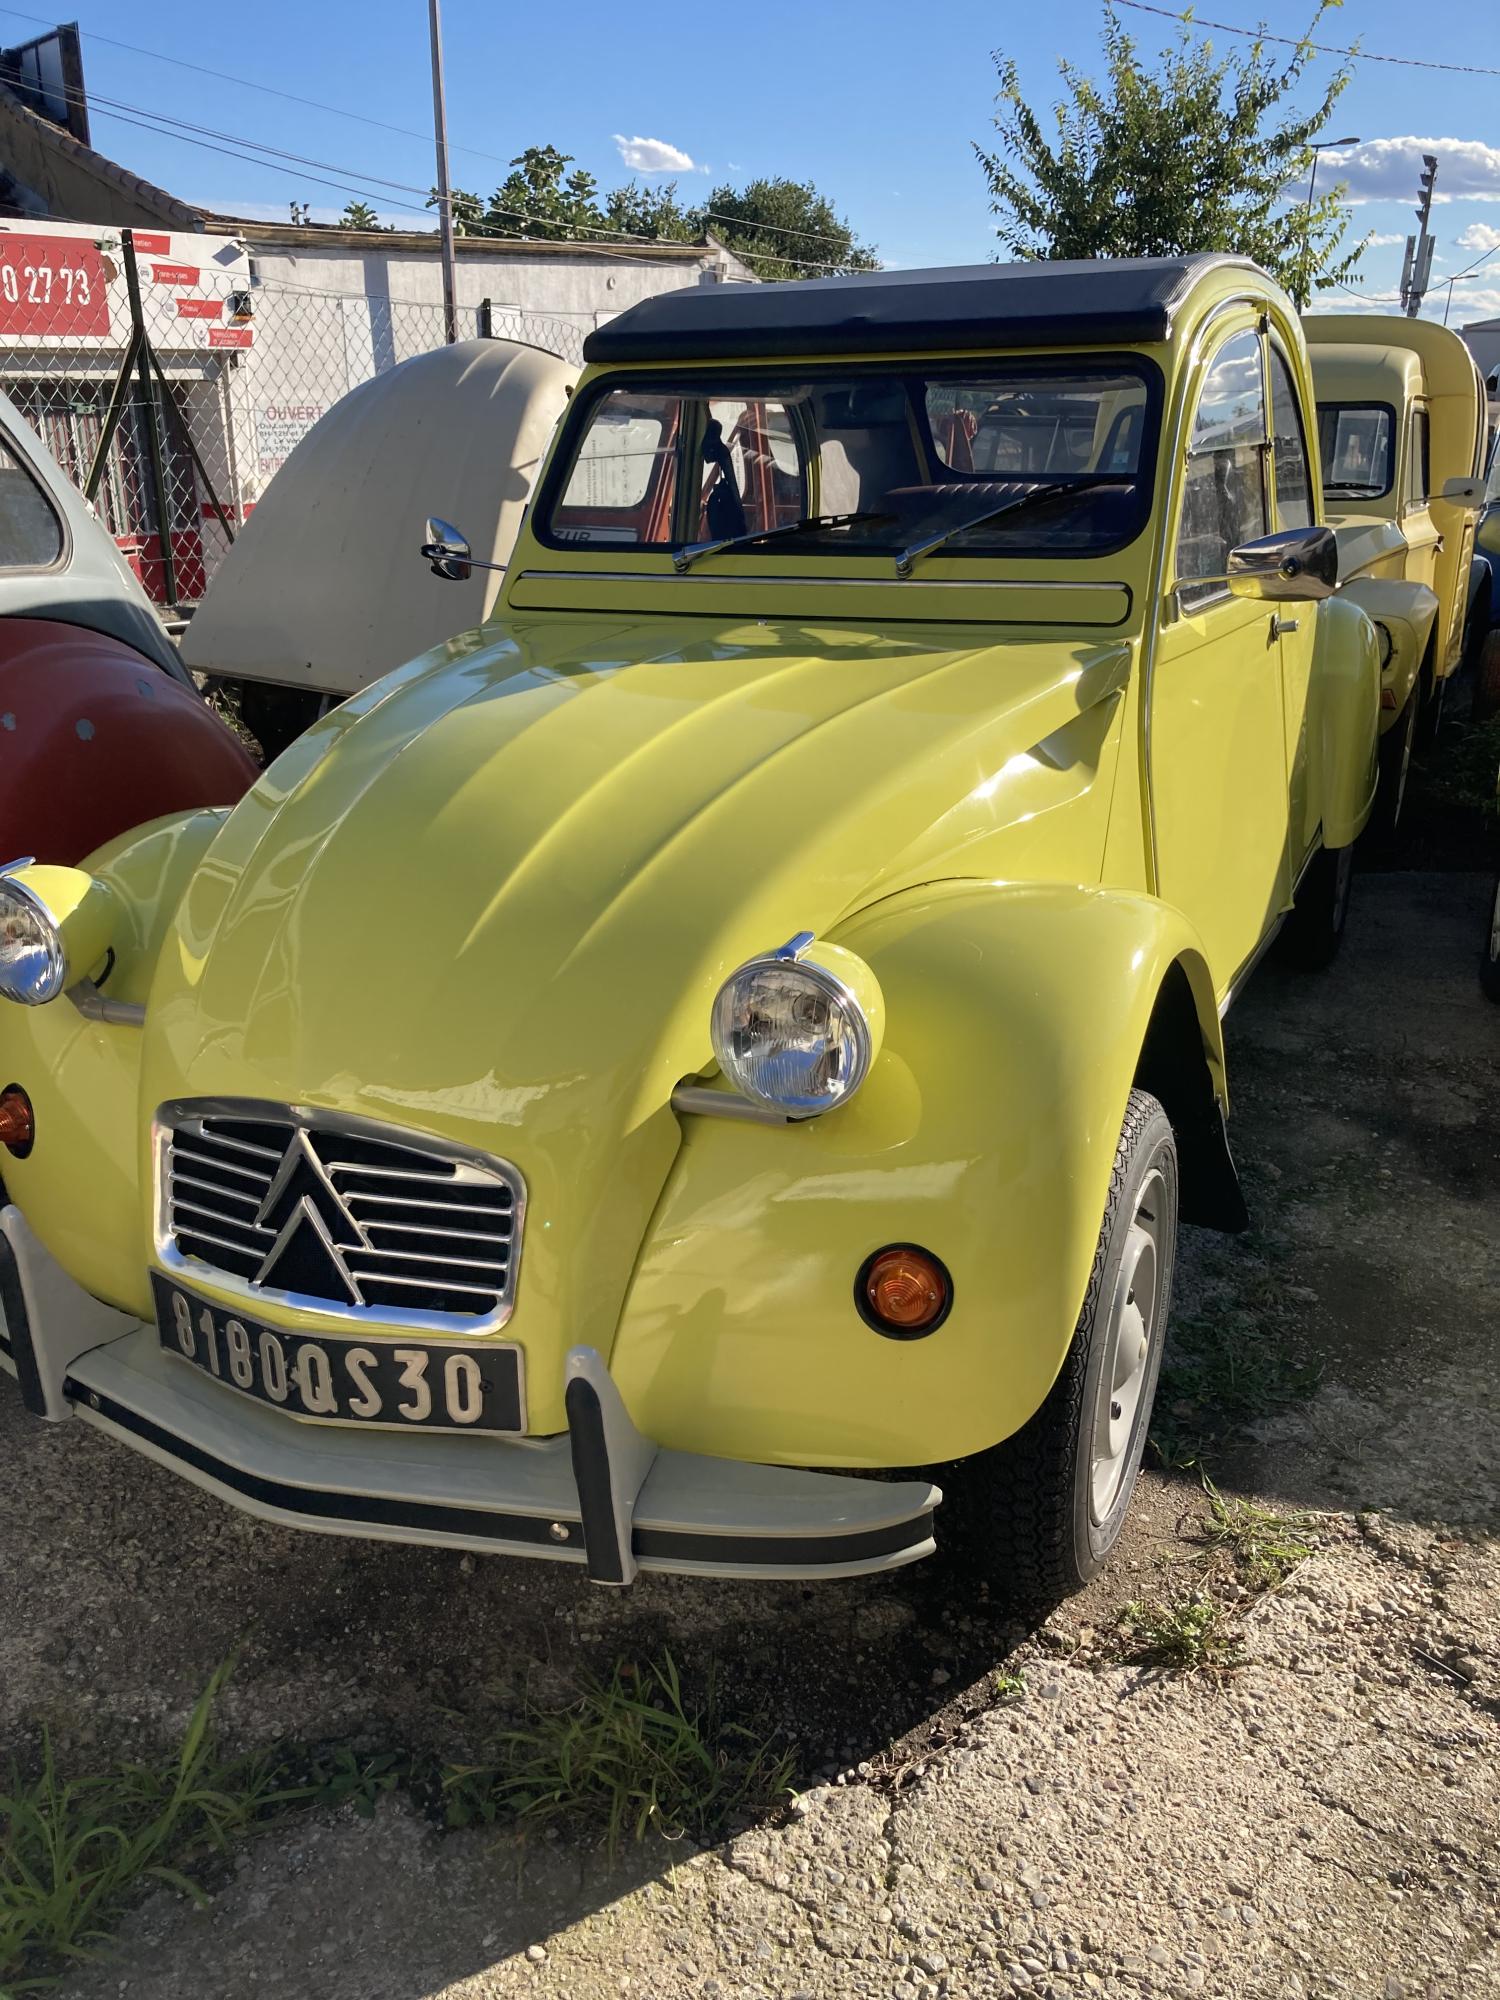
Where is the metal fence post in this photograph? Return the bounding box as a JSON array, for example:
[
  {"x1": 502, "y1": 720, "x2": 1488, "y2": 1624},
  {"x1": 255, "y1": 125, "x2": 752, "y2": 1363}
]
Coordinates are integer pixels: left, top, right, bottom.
[
  {"x1": 121, "y1": 226, "x2": 179, "y2": 609},
  {"x1": 479, "y1": 296, "x2": 493, "y2": 340}
]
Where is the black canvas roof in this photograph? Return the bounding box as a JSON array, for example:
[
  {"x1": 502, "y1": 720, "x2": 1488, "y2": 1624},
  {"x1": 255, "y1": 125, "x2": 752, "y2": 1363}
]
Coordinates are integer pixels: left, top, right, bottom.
[{"x1": 583, "y1": 256, "x2": 1260, "y2": 365}]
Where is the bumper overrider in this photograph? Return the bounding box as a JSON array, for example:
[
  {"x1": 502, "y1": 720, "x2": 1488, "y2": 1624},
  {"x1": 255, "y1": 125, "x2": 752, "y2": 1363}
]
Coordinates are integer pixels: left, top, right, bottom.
[{"x1": 0, "y1": 1206, "x2": 940, "y2": 1585}]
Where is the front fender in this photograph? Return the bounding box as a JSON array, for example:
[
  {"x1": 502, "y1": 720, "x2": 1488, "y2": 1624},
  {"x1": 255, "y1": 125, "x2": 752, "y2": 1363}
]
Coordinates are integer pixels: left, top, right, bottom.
[
  {"x1": 1311, "y1": 596, "x2": 1381, "y2": 848},
  {"x1": 0, "y1": 808, "x2": 225, "y2": 1313},
  {"x1": 609, "y1": 881, "x2": 1224, "y2": 1470},
  {"x1": 1334, "y1": 576, "x2": 1438, "y2": 728}
]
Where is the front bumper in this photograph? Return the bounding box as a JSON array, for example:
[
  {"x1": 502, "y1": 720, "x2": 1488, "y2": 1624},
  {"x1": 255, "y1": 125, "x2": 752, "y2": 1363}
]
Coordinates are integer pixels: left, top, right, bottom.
[{"x1": 0, "y1": 1205, "x2": 939, "y2": 1583}]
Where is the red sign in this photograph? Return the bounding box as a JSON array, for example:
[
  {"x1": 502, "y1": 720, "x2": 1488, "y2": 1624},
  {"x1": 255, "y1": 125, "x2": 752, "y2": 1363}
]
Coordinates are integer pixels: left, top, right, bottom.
[
  {"x1": 176, "y1": 297, "x2": 223, "y2": 320},
  {"x1": 150, "y1": 263, "x2": 200, "y2": 287},
  {"x1": 0, "y1": 231, "x2": 110, "y2": 337},
  {"x1": 133, "y1": 231, "x2": 171, "y2": 255},
  {"x1": 208, "y1": 326, "x2": 253, "y2": 349}
]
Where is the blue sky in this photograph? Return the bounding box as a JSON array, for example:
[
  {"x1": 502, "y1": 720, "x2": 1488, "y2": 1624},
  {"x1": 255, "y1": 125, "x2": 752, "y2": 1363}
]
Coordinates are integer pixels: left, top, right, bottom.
[{"x1": 9, "y1": 0, "x2": 1499, "y2": 325}]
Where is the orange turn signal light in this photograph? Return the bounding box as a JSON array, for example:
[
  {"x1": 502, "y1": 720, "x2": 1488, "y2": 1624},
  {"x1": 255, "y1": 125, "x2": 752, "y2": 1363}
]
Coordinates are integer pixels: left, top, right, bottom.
[
  {"x1": 1, "y1": 1085, "x2": 34, "y2": 1159},
  {"x1": 856, "y1": 1244, "x2": 952, "y2": 1339}
]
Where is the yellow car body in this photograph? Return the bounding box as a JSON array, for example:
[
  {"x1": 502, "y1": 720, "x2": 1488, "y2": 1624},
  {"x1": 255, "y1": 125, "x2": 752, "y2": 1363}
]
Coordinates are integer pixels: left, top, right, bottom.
[
  {"x1": 1305, "y1": 317, "x2": 1487, "y2": 745},
  {"x1": 1, "y1": 255, "x2": 1379, "y2": 1592}
]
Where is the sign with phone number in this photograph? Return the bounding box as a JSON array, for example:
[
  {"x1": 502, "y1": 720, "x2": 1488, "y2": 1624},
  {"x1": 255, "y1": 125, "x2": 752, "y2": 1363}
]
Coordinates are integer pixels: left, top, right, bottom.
[{"x1": 0, "y1": 231, "x2": 111, "y2": 337}]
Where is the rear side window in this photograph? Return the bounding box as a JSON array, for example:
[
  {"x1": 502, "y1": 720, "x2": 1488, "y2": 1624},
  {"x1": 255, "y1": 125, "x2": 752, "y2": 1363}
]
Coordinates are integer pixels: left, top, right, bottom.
[
  {"x1": 1406, "y1": 408, "x2": 1431, "y2": 510},
  {"x1": 1317, "y1": 404, "x2": 1395, "y2": 499},
  {"x1": 0, "y1": 433, "x2": 64, "y2": 569}
]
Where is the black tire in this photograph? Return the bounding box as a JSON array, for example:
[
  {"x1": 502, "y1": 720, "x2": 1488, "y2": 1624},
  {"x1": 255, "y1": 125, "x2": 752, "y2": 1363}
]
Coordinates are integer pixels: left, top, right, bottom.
[
  {"x1": 1372, "y1": 688, "x2": 1417, "y2": 840},
  {"x1": 1277, "y1": 842, "x2": 1354, "y2": 970},
  {"x1": 1481, "y1": 873, "x2": 1500, "y2": 1003},
  {"x1": 952, "y1": 1089, "x2": 1178, "y2": 1608},
  {"x1": 1472, "y1": 630, "x2": 1500, "y2": 725}
]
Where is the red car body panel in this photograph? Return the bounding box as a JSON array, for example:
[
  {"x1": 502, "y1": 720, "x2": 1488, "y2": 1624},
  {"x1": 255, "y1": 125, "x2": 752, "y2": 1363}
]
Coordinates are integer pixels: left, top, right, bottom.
[{"x1": 0, "y1": 619, "x2": 258, "y2": 865}]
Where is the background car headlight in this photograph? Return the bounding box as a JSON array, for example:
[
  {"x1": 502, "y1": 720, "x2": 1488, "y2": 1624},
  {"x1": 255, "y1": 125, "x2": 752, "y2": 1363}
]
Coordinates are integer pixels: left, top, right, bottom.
[
  {"x1": 0, "y1": 864, "x2": 116, "y2": 1007},
  {"x1": 710, "y1": 934, "x2": 884, "y2": 1116},
  {"x1": 1372, "y1": 619, "x2": 1394, "y2": 668}
]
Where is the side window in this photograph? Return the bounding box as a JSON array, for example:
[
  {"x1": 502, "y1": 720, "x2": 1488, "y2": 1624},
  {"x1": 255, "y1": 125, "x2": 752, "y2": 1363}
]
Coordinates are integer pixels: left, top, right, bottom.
[
  {"x1": 0, "y1": 433, "x2": 64, "y2": 570},
  {"x1": 1174, "y1": 329, "x2": 1269, "y2": 609},
  {"x1": 1406, "y1": 408, "x2": 1431, "y2": 509},
  {"x1": 1268, "y1": 348, "x2": 1313, "y2": 530}
]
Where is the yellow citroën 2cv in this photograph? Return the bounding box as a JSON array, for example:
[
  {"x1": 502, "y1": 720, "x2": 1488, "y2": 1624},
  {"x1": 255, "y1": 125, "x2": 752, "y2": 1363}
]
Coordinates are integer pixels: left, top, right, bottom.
[{"x1": 2, "y1": 256, "x2": 1379, "y2": 1601}]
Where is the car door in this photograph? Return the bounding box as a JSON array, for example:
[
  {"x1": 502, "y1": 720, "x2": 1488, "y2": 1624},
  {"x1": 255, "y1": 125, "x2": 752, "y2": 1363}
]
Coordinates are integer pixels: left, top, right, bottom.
[{"x1": 1149, "y1": 322, "x2": 1291, "y2": 997}]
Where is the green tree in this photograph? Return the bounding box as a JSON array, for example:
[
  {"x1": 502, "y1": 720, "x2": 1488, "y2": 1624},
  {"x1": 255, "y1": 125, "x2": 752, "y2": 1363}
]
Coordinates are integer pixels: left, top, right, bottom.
[
  {"x1": 697, "y1": 177, "x2": 879, "y2": 279},
  {"x1": 975, "y1": 2, "x2": 1364, "y2": 305},
  {"x1": 603, "y1": 178, "x2": 695, "y2": 243},
  {"x1": 338, "y1": 200, "x2": 386, "y2": 230},
  {"x1": 427, "y1": 187, "x2": 487, "y2": 235}
]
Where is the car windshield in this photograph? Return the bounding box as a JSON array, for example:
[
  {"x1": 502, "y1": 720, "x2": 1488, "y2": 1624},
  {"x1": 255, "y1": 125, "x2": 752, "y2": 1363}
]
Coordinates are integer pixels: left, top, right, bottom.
[
  {"x1": 539, "y1": 362, "x2": 1160, "y2": 563},
  {"x1": 1316, "y1": 402, "x2": 1395, "y2": 499}
]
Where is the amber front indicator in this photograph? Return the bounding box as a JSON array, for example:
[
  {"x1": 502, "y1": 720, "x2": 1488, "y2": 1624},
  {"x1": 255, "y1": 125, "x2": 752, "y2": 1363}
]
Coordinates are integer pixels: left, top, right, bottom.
[
  {"x1": 855, "y1": 1244, "x2": 952, "y2": 1338},
  {"x1": 1, "y1": 1085, "x2": 34, "y2": 1158}
]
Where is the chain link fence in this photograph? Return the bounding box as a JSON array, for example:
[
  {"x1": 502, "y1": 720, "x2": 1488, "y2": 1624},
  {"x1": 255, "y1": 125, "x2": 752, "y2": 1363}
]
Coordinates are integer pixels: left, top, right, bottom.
[{"x1": 0, "y1": 226, "x2": 586, "y2": 610}]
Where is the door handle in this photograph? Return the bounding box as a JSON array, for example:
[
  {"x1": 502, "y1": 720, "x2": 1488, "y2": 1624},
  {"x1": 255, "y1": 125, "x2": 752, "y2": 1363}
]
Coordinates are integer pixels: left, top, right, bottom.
[{"x1": 1270, "y1": 615, "x2": 1300, "y2": 639}]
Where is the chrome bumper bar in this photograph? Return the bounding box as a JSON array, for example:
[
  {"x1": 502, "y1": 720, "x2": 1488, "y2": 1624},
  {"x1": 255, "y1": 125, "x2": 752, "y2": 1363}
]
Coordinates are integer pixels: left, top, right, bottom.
[{"x1": 1, "y1": 1205, "x2": 939, "y2": 1584}]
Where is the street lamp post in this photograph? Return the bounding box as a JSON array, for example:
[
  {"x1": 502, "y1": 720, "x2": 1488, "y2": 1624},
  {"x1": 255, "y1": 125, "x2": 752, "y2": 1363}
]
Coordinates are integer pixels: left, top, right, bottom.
[{"x1": 1301, "y1": 135, "x2": 1360, "y2": 308}]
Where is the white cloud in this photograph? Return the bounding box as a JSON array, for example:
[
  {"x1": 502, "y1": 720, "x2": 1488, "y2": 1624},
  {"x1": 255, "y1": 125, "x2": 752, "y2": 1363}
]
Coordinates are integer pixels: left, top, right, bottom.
[
  {"x1": 1457, "y1": 221, "x2": 1500, "y2": 253},
  {"x1": 613, "y1": 134, "x2": 698, "y2": 174},
  {"x1": 1363, "y1": 232, "x2": 1406, "y2": 247},
  {"x1": 1317, "y1": 136, "x2": 1500, "y2": 206}
]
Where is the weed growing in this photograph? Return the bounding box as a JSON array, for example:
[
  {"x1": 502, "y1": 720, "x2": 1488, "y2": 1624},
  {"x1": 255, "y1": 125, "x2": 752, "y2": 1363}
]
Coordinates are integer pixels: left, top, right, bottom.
[
  {"x1": 992, "y1": 1671, "x2": 1028, "y2": 1704},
  {"x1": 1196, "y1": 1479, "x2": 1317, "y2": 1591},
  {"x1": 443, "y1": 1652, "x2": 796, "y2": 1858},
  {"x1": 0, "y1": 1664, "x2": 287, "y2": 1996},
  {"x1": 1118, "y1": 1595, "x2": 1245, "y2": 1676}
]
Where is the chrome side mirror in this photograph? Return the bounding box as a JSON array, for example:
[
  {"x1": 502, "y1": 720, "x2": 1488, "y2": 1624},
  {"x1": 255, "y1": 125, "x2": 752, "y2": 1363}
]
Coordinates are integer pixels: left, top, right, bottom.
[
  {"x1": 1226, "y1": 523, "x2": 1339, "y2": 603},
  {"x1": 1437, "y1": 475, "x2": 1483, "y2": 508},
  {"x1": 422, "y1": 516, "x2": 473, "y2": 581}
]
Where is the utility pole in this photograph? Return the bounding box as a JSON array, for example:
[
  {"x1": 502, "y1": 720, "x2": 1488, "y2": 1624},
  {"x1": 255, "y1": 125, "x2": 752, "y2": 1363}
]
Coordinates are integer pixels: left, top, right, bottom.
[
  {"x1": 1400, "y1": 154, "x2": 1438, "y2": 318},
  {"x1": 427, "y1": 0, "x2": 459, "y2": 343}
]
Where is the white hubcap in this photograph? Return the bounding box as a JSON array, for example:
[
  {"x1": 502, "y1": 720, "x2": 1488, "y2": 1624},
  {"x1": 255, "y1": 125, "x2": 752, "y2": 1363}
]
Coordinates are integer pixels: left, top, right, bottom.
[{"x1": 1090, "y1": 1167, "x2": 1167, "y2": 1525}]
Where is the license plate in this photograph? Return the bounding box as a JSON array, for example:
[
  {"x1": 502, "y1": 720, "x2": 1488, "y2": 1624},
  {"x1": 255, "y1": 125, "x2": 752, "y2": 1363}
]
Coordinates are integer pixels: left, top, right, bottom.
[{"x1": 151, "y1": 1273, "x2": 524, "y2": 1433}]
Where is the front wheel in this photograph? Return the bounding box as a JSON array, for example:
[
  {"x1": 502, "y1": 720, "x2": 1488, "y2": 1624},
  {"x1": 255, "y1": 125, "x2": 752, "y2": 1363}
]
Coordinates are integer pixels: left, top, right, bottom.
[
  {"x1": 954, "y1": 1089, "x2": 1177, "y2": 1606},
  {"x1": 1481, "y1": 874, "x2": 1500, "y2": 1003},
  {"x1": 1277, "y1": 842, "x2": 1354, "y2": 970}
]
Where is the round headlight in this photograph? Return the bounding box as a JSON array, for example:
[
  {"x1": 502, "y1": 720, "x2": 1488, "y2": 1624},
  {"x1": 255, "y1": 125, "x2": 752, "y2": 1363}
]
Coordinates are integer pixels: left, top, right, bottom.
[
  {"x1": 0, "y1": 872, "x2": 67, "y2": 1006},
  {"x1": 1372, "y1": 619, "x2": 1394, "y2": 669},
  {"x1": 710, "y1": 934, "x2": 883, "y2": 1116}
]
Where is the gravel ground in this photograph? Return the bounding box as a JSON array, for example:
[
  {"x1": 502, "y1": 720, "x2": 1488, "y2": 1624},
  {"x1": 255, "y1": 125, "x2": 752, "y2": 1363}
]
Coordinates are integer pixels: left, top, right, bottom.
[{"x1": 2, "y1": 865, "x2": 1497, "y2": 2000}]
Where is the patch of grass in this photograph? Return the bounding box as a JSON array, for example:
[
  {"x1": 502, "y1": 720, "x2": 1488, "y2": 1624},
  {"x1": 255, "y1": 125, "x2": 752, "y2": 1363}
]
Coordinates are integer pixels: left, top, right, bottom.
[
  {"x1": 1151, "y1": 1309, "x2": 1322, "y2": 1469},
  {"x1": 1196, "y1": 1479, "x2": 1317, "y2": 1592},
  {"x1": 1117, "y1": 1595, "x2": 1245, "y2": 1676},
  {"x1": 992, "y1": 1671, "x2": 1027, "y2": 1704},
  {"x1": 0, "y1": 1664, "x2": 290, "y2": 1996},
  {"x1": 442, "y1": 1652, "x2": 796, "y2": 1859}
]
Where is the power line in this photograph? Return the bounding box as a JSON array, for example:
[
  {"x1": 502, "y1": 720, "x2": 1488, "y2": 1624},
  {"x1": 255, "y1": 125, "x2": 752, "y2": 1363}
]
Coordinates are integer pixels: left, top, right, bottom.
[
  {"x1": 1113, "y1": 0, "x2": 1500, "y2": 77},
  {"x1": 0, "y1": 3, "x2": 870, "y2": 259},
  {"x1": 85, "y1": 102, "x2": 852, "y2": 274},
  {"x1": 2, "y1": 15, "x2": 863, "y2": 273},
  {"x1": 0, "y1": 3, "x2": 519, "y2": 171}
]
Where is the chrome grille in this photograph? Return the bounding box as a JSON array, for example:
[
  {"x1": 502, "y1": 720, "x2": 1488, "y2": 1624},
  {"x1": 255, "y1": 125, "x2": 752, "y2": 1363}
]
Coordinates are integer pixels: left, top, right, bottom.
[{"x1": 155, "y1": 1101, "x2": 524, "y2": 1329}]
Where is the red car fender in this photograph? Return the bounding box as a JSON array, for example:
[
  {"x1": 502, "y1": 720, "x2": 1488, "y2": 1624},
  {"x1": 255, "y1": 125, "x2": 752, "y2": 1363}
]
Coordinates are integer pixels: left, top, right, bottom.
[{"x1": 0, "y1": 618, "x2": 258, "y2": 865}]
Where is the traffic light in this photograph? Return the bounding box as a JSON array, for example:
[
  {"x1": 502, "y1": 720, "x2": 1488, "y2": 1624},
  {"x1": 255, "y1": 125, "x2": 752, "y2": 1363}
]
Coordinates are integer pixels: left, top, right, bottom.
[{"x1": 1416, "y1": 154, "x2": 1438, "y2": 227}]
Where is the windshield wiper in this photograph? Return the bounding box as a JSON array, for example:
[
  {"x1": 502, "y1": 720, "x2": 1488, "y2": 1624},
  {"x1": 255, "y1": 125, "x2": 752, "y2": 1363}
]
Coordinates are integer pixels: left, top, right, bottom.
[
  {"x1": 894, "y1": 481, "x2": 1125, "y2": 578},
  {"x1": 672, "y1": 510, "x2": 893, "y2": 573}
]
